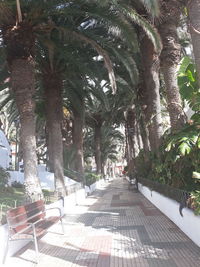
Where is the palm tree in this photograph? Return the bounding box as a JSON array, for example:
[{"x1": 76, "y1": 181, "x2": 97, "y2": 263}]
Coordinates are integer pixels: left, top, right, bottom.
[
  {"x1": 119, "y1": 0, "x2": 163, "y2": 151},
  {"x1": 0, "y1": 0, "x2": 43, "y2": 198},
  {"x1": 36, "y1": 0, "x2": 145, "y2": 186},
  {"x1": 64, "y1": 76, "x2": 87, "y2": 183},
  {"x1": 85, "y1": 86, "x2": 108, "y2": 176},
  {"x1": 187, "y1": 0, "x2": 200, "y2": 82},
  {"x1": 100, "y1": 125, "x2": 124, "y2": 177},
  {"x1": 158, "y1": 0, "x2": 186, "y2": 132},
  {"x1": 140, "y1": 34, "x2": 163, "y2": 151}
]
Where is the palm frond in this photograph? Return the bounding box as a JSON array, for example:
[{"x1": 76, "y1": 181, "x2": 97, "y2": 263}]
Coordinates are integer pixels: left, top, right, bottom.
[
  {"x1": 112, "y1": 48, "x2": 139, "y2": 87},
  {"x1": 139, "y1": 0, "x2": 160, "y2": 17},
  {"x1": 117, "y1": 4, "x2": 162, "y2": 53},
  {"x1": 70, "y1": 30, "x2": 117, "y2": 93}
]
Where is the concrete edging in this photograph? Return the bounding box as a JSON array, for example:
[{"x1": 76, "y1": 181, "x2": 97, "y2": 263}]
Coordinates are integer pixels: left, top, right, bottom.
[{"x1": 138, "y1": 182, "x2": 200, "y2": 247}]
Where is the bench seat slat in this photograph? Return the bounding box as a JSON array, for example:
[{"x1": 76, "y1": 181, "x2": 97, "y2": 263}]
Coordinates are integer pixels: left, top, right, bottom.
[
  {"x1": 4, "y1": 200, "x2": 64, "y2": 264},
  {"x1": 10, "y1": 216, "x2": 61, "y2": 239},
  {"x1": 8, "y1": 211, "x2": 45, "y2": 227},
  {"x1": 7, "y1": 200, "x2": 44, "y2": 217}
]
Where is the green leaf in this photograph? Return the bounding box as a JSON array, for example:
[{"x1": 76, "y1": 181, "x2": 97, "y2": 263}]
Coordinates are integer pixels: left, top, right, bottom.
[
  {"x1": 192, "y1": 172, "x2": 200, "y2": 180},
  {"x1": 178, "y1": 56, "x2": 192, "y2": 75},
  {"x1": 178, "y1": 142, "x2": 191, "y2": 156},
  {"x1": 165, "y1": 141, "x2": 172, "y2": 152},
  {"x1": 186, "y1": 69, "x2": 195, "y2": 82},
  {"x1": 197, "y1": 137, "x2": 200, "y2": 149}
]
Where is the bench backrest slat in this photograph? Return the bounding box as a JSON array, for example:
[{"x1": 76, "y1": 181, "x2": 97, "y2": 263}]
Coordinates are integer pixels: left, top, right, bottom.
[{"x1": 7, "y1": 200, "x2": 45, "y2": 234}]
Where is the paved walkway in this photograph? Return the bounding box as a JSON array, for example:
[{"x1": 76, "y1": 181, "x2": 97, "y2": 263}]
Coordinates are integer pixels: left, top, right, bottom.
[{"x1": 4, "y1": 178, "x2": 200, "y2": 267}]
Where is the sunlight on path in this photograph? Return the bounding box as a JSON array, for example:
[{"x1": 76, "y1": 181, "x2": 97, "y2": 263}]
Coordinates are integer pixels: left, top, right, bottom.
[{"x1": 3, "y1": 178, "x2": 200, "y2": 267}]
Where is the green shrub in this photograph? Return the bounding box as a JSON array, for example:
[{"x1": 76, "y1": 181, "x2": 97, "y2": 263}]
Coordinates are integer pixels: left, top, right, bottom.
[
  {"x1": 134, "y1": 123, "x2": 200, "y2": 191},
  {"x1": 11, "y1": 181, "x2": 23, "y2": 188},
  {"x1": 85, "y1": 172, "x2": 100, "y2": 186},
  {"x1": 0, "y1": 167, "x2": 10, "y2": 190}
]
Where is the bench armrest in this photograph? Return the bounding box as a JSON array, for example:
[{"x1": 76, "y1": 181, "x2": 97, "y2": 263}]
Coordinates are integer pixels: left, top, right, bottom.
[{"x1": 9, "y1": 222, "x2": 37, "y2": 239}]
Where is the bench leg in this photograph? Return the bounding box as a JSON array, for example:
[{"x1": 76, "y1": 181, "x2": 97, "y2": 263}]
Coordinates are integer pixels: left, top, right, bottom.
[
  {"x1": 60, "y1": 217, "x2": 65, "y2": 234},
  {"x1": 2, "y1": 236, "x2": 9, "y2": 264},
  {"x1": 33, "y1": 227, "x2": 39, "y2": 263}
]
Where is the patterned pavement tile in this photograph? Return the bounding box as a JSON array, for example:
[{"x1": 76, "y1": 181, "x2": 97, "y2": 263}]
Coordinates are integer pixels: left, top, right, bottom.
[{"x1": 4, "y1": 178, "x2": 200, "y2": 267}]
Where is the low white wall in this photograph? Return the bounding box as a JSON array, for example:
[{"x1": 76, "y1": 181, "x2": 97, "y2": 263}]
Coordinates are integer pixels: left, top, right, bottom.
[
  {"x1": 8, "y1": 170, "x2": 78, "y2": 191},
  {"x1": 0, "y1": 130, "x2": 11, "y2": 169},
  {"x1": 85, "y1": 179, "x2": 105, "y2": 195},
  {"x1": 138, "y1": 183, "x2": 200, "y2": 247}
]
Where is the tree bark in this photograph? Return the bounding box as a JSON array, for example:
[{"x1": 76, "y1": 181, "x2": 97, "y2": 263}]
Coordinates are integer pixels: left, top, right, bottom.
[
  {"x1": 158, "y1": 0, "x2": 185, "y2": 132},
  {"x1": 43, "y1": 73, "x2": 66, "y2": 194},
  {"x1": 140, "y1": 36, "x2": 163, "y2": 151},
  {"x1": 139, "y1": 114, "x2": 150, "y2": 152},
  {"x1": 136, "y1": 122, "x2": 143, "y2": 151},
  {"x1": 72, "y1": 106, "x2": 86, "y2": 184},
  {"x1": 125, "y1": 123, "x2": 130, "y2": 162},
  {"x1": 187, "y1": 0, "x2": 200, "y2": 82},
  {"x1": 94, "y1": 118, "x2": 102, "y2": 175},
  {"x1": 11, "y1": 59, "x2": 43, "y2": 199},
  {"x1": 126, "y1": 108, "x2": 139, "y2": 158},
  {"x1": 3, "y1": 21, "x2": 42, "y2": 199}
]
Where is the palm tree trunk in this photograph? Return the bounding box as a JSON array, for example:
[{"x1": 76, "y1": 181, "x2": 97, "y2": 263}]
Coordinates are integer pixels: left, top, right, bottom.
[
  {"x1": 158, "y1": 0, "x2": 185, "y2": 132},
  {"x1": 43, "y1": 73, "x2": 66, "y2": 194},
  {"x1": 162, "y1": 65, "x2": 185, "y2": 131},
  {"x1": 126, "y1": 108, "x2": 138, "y2": 158},
  {"x1": 125, "y1": 123, "x2": 131, "y2": 162},
  {"x1": 136, "y1": 122, "x2": 143, "y2": 151},
  {"x1": 140, "y1": 36, "x2": 163, "y2": 151},
  {"x1": 72, "y1": 107, "x2": 86, "y2": 184},
  {"x1": 46, "y1": 126, "x2": 54, "y2": 172},
  {"x1": 187, "y1": 0, "x2": 200, "y2": 81},
  {"x1": 94, "y1": 119, "x2": 102, "y2": 175},
  {"x1": 139, "y1": 115, "x2": 150, "y2": 152},
  {"x1": 11, "y1": 59, "x2": 43, "y2": 199}
]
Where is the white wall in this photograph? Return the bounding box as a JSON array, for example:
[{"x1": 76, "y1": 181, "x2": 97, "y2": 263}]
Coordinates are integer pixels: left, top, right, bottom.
[
  {"x1": 85, "y1": 179, "x2": 105, "y2": 195},
  {"x1": 8, "y1": 170, "x2": 78, "y2": 191},
  {"x1": 0, "y1": 130, "x2": 11, "y2": 169},
  {"x1": 138, "y1": 183, "x2": 200, "y2": 247}
]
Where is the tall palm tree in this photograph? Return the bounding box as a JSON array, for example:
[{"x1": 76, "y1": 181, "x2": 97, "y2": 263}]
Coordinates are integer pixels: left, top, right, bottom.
[
  {"x1": 187, "y1": 0, "x2": 200, "y2": 82},
  {"x1": 158, "y1": 0, "x2": 186, "y2": 132},
  {"x1": 0, "y1": 0, "x2": 44, "y2": 198},
  {"x1": 36, "y1": 0, "x2": 145, "y2": 186},
  {"x1": 64, "y1": 76, "x2": 87, "y2": 183},
  {"x1": 100, "y1": 125, "x2": 124, "y2": 177},
  {"x1": 120, "y1": 0, "x2": 163, "y2": 151},
  {"x1": 140, "y1": 34, "x2": 163, "y2": 151},
  {"x1": 85, "y1": 84, "x2": 109, "y2": 176}
]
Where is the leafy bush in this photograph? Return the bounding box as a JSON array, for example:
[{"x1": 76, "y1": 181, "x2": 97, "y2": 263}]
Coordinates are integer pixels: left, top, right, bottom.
[
  {"x1": 134, "y1": 122, "x2": 200, "y2": 191},
  {"x1": 11, "y1": 181, "x2": 23, "y2": 188},
  {"x1": 85, "y1": 172, "x2": 100, "y2": 186},
  {"x1": 189, "y1": 191, "x2": 200, "y2": 215},
  {"x1": 0, "y1": 167, "x2": 10, "y2": 190}
]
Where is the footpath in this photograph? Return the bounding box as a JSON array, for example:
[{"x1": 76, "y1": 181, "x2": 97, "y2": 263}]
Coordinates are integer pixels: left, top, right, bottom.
[{"x1": 3, "y1": 178, "x2": 200, "y2": 267}]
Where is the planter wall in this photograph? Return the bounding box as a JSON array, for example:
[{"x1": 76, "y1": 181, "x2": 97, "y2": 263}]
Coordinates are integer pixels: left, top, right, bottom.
[
  {"x1": 138, "y1": 183, "x2": 200, "y2": 247},
  {"x1": 85, "y1": 179, "x2": 105, "y2": 195}
]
